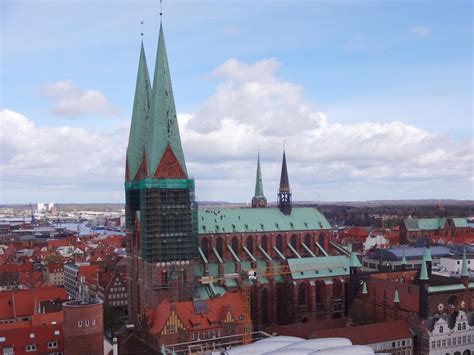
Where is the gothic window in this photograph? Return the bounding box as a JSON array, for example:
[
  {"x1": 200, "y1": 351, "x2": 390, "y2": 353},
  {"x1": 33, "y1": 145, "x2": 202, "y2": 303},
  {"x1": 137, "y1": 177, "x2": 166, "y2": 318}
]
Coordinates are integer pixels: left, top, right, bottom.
[
  {"x1": 201, "y1": 238, "x2": 209, "y2": 259},
  {"x1": 291, "y1": 235, "x2": 297, "y2": 249},
  {"x1": 261, "y1": 235, "x2": 268, "y2": 253},
  {"x1": 231, "y1": 237, "x2": 239, "y2": 252},
  {"x1": 298, "y1": 283, "x2": 307, "y2": 306},
  {"x1": 216, "y1": 237, "x2": 224, "y2": 258},
  {"x1": 276, "y1": 235, "x2": 283, "y2": 252},
  {"x1": 261, "y1": 289, "x2": 269, "y2": 324},
  {"x1": 304, "y1": 234, "x2": 311, "y2": 247},
  {"x1": 318, "y1": 233, "x2": 325, "y2": 247},
  {"x1": 246, "y1": 237, "x2": 254, "y2": 255}
]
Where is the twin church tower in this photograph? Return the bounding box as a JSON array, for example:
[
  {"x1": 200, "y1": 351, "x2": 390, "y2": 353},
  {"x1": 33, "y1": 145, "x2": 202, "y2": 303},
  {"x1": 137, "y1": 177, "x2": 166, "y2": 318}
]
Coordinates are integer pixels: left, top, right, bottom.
[{"x1": 125, "y1": 23, "x2": 293, "y2": 325}]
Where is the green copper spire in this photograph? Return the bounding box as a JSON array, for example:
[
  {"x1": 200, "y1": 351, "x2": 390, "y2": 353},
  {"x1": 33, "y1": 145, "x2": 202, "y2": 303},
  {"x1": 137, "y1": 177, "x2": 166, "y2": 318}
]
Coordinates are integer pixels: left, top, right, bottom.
[
  {"x1": 401, "y1": 251, "x2": 407, "y2": 265},
  {"x1": 349, "y1": 251, "x2": 362, "y2": 268},
  {"x1": 254, "y1": 152, "x2": 265, "y2": 198},
  {"x1": 147, "y1": 24, "x2": 187, "y2": 177},
  {"x1": 461, "y1": 247, "x2": 469, "y2": 277},
  {"x1": 394, "y1": 288, "x2": 400, "y2": 303},
  {"x1": 347, "y1": 243, "x2": 353, "y2": 253},
  {"x1": 419, "y1": 259, "x2": 429, "y2": 281},
  {"x1": 126, "y1": 41, "x2": 151, "y2": 180},
  {"x1": 362, "y1": 282, "x2": 368, "y2": 295},
  {"x1": 423, "y1": 245, "x2": 432, "y2": 263}
]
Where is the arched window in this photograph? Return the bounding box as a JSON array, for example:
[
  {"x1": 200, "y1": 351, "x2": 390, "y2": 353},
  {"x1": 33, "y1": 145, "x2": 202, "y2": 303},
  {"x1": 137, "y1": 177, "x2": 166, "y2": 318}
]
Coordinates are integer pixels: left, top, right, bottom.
[
  {"x1": 291, "y1": 235, "x2": 297, "y2": 249},
  {"x1": 462, "y1": 350, "x2": 470, "y2": 355},
  {"x1": 161, "y1": 270, "x2": 168, "y2": 286},
  {"x1": 318, "y1": 233, "x2": 325, "y2": 247},
  {"x1": 201, "y1": 238, "x2": 209, "y2": 259},
  {"x1": 216, "y1": 237, "x2": 224, "y2": 258},
  {"x1": 276, "y1": 235, "x2": 283, "y2": 252},
  {"x1": 261, "y1": 235, "x2": 268, "y2": 252},
  {"x1": 261, "y1": 289, "x2": 269, "y2": 324},
  {"x1": 298, "y1": 283, "x2": 307, "y2": 306},
  {"x1": 231, "y1": 237, "x2": 239, "y2": 252},
  {"x1": 246, "y1": 236, "x2": 254, "y2": 255}
]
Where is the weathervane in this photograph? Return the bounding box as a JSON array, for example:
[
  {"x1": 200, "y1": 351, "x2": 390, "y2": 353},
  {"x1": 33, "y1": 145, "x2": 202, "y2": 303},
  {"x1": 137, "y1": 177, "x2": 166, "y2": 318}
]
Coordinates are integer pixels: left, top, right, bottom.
[{"x1": 160, "y1": 0, "x2": 163, "y2": 21}]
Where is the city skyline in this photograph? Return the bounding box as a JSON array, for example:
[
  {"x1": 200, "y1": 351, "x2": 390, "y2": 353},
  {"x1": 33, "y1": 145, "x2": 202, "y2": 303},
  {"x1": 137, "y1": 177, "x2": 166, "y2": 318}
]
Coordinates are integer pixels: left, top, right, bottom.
[{"x1": 1, "y1": 0, "x2": 473, "y2": 203}]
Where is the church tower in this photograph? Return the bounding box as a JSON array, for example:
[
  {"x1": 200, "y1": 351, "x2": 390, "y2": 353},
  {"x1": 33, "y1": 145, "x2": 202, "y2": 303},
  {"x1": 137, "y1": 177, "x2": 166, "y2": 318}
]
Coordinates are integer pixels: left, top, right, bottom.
[
  {"x1": 251, "y1": 152, "x2": 267, "y2": 208},
  {"x1": 125, "y1": 24, "x2": 198, "y2": 327},
  {"x1": 277, "y1": 149, "x2": 292, "y2": 215}
]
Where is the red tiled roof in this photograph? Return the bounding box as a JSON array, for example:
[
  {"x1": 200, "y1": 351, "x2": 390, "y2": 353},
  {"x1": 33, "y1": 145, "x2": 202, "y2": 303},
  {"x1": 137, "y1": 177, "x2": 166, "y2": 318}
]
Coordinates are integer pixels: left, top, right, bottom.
[
  {"x1": 149, "y1": 293, "x2": 250, "y2": 336},
  {"x1": 0, "y1": 262, "x2": 33, "y2": 274},
  {"x1": 0, "y1": 287, "x2": 68, "y2": 320},
  {"x1": 268, "y1": 318, "x2": 348, "y2": 339},
  {"x1": 311, "y1": 320, "x2": 413, "y2": 344}
]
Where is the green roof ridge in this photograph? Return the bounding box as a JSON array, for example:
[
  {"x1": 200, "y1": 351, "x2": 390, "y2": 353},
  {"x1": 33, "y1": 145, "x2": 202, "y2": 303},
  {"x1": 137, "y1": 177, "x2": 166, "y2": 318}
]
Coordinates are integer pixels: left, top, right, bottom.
[
  {"x1": 461, "y1": 247, "x2": 469, "y2": 277},
  {"x1": 127, "y1": 41, "x2": 151, "y2": 180},
  {"x1": 419, "y1": 260, "x2": 429, "y2": 281},
  {"x1": 254, "y1": 152, "x2": 265, "y2": 198},
  {"x1": 147, "y1": 24, "x2": 187, "y2": 177}
]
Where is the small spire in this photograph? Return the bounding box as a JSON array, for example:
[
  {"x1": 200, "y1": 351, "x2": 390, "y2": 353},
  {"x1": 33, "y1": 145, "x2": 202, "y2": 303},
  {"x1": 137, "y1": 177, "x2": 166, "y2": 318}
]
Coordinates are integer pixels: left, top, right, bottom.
[
  {"x1": 349, "y1": 251, "x2": 362, "y2": 268},
  {"x1": 419, "y1": 259, "x2": 429, "y2": 281},
  {"x1": 362, "y1": 281, "x2": 368, "y2": 295},
  {"x1": 401, "y1": 251, "x2": 407, "y2": 265},
  {"x1": 423, "y1": 245, "x2": 432, "y2": 263},
  {"x1": 394, "y1": 288, "x2": 400, "y2": 303},
  {"x1": 461, "y1": 247, "x2": 469, "y2": 277},
  {"x1": 254, "y1": 151, "x2": 265, "y2": 198}
]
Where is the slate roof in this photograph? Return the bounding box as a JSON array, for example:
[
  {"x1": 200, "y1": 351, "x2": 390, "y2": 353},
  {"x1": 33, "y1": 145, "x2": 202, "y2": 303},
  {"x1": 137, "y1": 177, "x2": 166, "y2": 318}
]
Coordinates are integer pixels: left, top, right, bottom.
[
  {"x1": 372, "y1": 246, "x2": 452, "y2": 262},
  {"x1": 198, "y1": 207, "x2": 331, "y2": 234}
]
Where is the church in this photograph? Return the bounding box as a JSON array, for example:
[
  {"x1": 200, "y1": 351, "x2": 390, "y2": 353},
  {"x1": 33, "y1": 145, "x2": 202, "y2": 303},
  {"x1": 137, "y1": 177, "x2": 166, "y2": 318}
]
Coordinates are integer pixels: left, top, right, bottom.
[{"x1": 124, "y1": 21, "x2": 358, "y2": 350}]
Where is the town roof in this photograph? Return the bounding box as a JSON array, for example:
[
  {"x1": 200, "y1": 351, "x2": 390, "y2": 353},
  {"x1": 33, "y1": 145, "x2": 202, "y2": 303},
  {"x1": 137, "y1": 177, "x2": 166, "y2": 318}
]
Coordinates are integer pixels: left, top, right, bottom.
[
  {"x1": 404, "y1": 217, "x2": 469, "y2": 231},
  {"x1": 198, "y1": 207, "x2": 331, "y2": 235},
  {"x1": 371, "y1": 246, "x2": 452, "y2": 262},
  {"x1": 311, "y1": 320, "x2": 412, "y2": 344}
]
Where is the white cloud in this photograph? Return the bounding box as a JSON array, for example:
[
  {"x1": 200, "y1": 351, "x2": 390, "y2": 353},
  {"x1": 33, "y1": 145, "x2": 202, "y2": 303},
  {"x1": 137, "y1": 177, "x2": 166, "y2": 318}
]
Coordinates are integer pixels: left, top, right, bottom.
[
  {"x1": 411, "y1": 26, "x2": 431, "y2": 39},
  {"x1": 41, "y1": 81, "x2": 120, "y2": 118},
  {"x1": 2, "y1": 58, "x2": 472, "y2": 203}
]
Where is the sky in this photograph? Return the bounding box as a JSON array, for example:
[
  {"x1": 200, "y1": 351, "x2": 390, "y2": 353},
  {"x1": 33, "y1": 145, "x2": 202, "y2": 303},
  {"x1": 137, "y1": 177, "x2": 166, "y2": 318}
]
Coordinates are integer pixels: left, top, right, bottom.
[{"x1": 1, "y1": 0, "x2": 473, "y2": 204}]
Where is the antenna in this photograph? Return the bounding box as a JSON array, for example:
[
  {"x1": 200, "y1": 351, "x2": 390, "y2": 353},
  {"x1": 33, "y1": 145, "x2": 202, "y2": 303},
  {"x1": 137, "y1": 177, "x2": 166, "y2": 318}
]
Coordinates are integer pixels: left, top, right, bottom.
[{"x1": 141, "y1": 21, "x2": 144, "y2": 38}]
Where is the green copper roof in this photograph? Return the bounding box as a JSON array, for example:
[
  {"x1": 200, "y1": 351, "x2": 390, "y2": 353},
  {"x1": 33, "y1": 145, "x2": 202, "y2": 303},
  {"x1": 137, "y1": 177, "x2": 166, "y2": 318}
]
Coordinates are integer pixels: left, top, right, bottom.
[
  {"x1": 254, "y1": 152, "x2": 265, "y2": 198},
  {"x1": 287, "y1": 255, "x2": 349, "y2": 280},
  {"x1": 146, "y1": 24, "x2": 187, "y2": 177},
  {"x1": 401, "y1": 251, "x2": 407, "y2": 265},
  {"x1": 126, "y1": 42, "x2": 151, "y2": 180},
  {"x1": 404, "y1": 218, "x2": 445, "y2": 231},
  {"x1": 349, "y1": 251, "x2": 362, "y2": 268},
  {"x1": 393, "y1": 288, "x2": 400, "y2": 303},
  {"x1": 452, "y1": 218, "x2": 469, "y2": 228},
  {"x1": 362, "y1": 282, "x2": 368, "y2": 295},
  {"x1": 419, "y1": 260, "x2": 429, "y2": 281},
  {"x1": 428, "y1": 282, "x2": 474, "y2": 293},
  {"x1": 461, "y1": 248, "x2": 469, "y2": 277},
  {"x1": 423, "y1": 246, "x2": 433, "y2": 263},
  {"x1": 197, "y1": 207, "x2": 331, "y2": 234}
]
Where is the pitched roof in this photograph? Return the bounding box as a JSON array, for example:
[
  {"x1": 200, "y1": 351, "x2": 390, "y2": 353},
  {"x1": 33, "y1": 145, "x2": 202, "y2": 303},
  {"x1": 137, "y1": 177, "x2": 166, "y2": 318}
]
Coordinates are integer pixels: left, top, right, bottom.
[
  {"x1": 198, "y1": 207, "x2": 331, "y2": 234},
  {"x1": 146, "y1": 24, "x2": 187, "y2": 177},
  {"x1": 148, "y1": 292, "x2": 249, "y2": 336},
  {"x1": 127, "y1": 41, "x2": 152, "y2": 181},
  {"x1": 287, "y1": 255, "x2": 349, "y2": 279},
  {"x1": 311, "y1": 320, "x2": 412, "y2": 344}
]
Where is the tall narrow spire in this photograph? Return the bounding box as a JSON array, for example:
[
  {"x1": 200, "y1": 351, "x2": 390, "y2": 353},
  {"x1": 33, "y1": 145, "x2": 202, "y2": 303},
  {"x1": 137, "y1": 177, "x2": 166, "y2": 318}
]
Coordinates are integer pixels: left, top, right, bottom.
[
  {"x1": 252, "y1": 152, "x2": 267, "y2": 208},
  {"x1": 126, "y1": 41, "x2": 152, "y2": 181},
  {"x1": 277, "y1": 149, "x2": 292, "y2": 215},
  {"x1": 461, "y1": 247, "x2": 469, "y2": 277},
  {"x1": 146, "y1": 24, "x2": 187, "y2": 178}
]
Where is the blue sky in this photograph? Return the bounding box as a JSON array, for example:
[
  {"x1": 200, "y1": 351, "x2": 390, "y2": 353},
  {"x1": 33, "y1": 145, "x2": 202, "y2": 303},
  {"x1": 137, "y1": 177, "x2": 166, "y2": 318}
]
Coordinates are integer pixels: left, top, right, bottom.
[{"x1": 1, "y1": 0, "x2": 473, "y2": 203}]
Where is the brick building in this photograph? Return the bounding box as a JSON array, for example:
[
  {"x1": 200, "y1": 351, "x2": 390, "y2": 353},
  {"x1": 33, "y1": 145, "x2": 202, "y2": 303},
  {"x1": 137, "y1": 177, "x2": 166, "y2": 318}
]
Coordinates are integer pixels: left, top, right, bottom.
[
  {"x1": 401, "y1": 218, "x2": 473, "y2": 244},
  {"x1": 43, "y1": 262, "x2": 64, "y2": 287}
]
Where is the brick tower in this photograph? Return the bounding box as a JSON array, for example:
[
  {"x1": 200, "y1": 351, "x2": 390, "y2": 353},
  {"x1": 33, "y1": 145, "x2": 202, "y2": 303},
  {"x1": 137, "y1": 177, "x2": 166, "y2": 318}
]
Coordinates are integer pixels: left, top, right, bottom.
[
  {"x1": 125, "y1": 24, "x2": 198, "y2": 328},
  {"x1": 63, "y1": 277, "x2": 104, "y2": 355}
]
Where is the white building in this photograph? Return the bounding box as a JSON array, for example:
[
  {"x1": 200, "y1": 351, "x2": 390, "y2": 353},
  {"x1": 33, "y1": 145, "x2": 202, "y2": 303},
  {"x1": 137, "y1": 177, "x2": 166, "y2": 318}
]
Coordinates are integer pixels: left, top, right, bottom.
[
  {"x1": 439, "y1": 255, "x2": 474, "y2": 275},
  {"x1": 422, "y1": 311, "x2": 474, "y2": 355}
]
